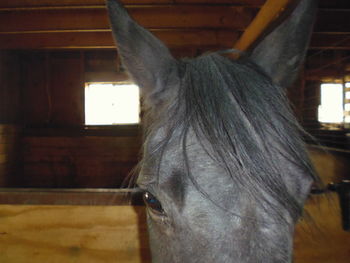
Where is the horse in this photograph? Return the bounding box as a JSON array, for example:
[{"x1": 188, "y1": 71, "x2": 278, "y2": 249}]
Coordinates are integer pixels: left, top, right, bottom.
[{"x1": 107, "y1": 0, "x2": 320, "y2": 262}]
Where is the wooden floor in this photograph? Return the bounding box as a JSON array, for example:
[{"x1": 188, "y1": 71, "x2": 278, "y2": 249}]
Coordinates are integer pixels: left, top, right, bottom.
[{"x1": 0, "y1": 194, "x2": 349, "y2": 263}]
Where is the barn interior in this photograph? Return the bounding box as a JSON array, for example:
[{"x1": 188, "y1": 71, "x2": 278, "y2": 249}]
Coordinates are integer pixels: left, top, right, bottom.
[{"x1": 0, "y1": 0, "x2": 349, "y2": 262}]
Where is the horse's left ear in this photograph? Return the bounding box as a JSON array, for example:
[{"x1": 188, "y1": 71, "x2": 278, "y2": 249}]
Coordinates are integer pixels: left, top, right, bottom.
[
  {"x1": 249, "y1": 0, "x2": 317, "y2": 88},
  {"x1": 106, "y1": 0, "x2": 178, "y2": 106}
]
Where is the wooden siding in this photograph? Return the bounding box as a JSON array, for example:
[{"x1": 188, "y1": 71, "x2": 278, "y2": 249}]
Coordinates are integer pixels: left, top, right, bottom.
[
  {"x1": 21, "y1": 136, "x2": 141, "y2": 188},
  {"x1": 0, "y1": 0, "x2": 349, "y2": 50},
  {"x1": 21, "y1": 52, "x2": 84, "y2": 126},
  {"x1": 14, "y1": 50, "x2": 142, "y2": 188},
  {"x1": 0, "y1": 51, "x2": 20, "y2": 123},
  {"x1": 0, "y1": 51, "x2": 21, "y2": 187},
  {"x1": 0, "y1": 125, "x2": 20, "y2": 187}
]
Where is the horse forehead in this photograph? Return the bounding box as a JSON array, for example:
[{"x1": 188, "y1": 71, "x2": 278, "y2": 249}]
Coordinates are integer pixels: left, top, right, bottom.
[
  {"x1": 143, "y1": 127, "x2": 230, "y2": 187},
  {"x1": 140, "y1": 127, "x2": 208, "y2": 181}
]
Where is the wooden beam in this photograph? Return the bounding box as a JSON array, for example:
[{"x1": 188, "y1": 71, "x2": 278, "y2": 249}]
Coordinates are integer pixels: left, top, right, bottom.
[
  {"x1": 0, "y1": 6, "x2": 254, "y2": 33},
  {"x1": 310, "y1": 33, "x2": 350, "y2": 50},
  {"x1": 0, "y1": 0, "x2": 265, "y2": 9},
  {"x1": 0, "y1": 188, "x2": 142, "y2": 205},
  {"x1": 0, "y1": 29, "x2": 239, "y2": 50},
  {"x1": 234, "y1": 0, "x2": 296, "y2": 51}
]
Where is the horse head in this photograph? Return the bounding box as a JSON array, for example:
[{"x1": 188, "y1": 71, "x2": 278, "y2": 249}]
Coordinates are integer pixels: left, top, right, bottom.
[{"x1": 107, "y1": 0, "x2": 319, "y2": 262}]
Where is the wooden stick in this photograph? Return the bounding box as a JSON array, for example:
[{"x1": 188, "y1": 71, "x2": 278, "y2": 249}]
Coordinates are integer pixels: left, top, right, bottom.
[{"x1": 234, "y1": 0, "x2": 296, "y2": 52}]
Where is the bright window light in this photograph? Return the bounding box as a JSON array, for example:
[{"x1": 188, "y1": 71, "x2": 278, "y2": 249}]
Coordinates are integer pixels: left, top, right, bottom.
[
  {"x1": 346, "y1": 91, "x2": 350, "y2": 99},
  {"x1": 345, "y1": 83, "x2": 350, "y2": 123},
  {"x1": 318, "y1": 83, "x2": 344, "y2": 123},
  {"x1": 85, "y1": 83, "x2": 140, "y2": 125}
]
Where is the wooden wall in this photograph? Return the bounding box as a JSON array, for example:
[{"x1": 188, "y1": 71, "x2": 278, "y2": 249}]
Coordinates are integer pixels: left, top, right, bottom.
[
  {"x1": 0, "y1": 51, "x2": 21, "y2": 187},
  {"x1": 21, "y1": 135, "x2": 141, "y2": 188},
  {"x1": 15, "y1": 50, "x2": 142, "y2": 188},
  {"x1": 0, "y1": 125, "x2": 20, "y2": 186},
  {"x1": 21, "y1": 52, "x2": 84, "y2": 126},
  {"x1": 1, "y1": 48, "x2": 233, "y2": 188}
]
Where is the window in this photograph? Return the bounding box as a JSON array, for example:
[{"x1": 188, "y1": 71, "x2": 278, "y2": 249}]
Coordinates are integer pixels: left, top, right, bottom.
[
  {"x1": 345, "y1": 83, "x2": 350, "y2": 124},
  {"x1": 318, "y1": 82, "x2": 350, "y2": 125},
  {"x1": 85, "y1": 82, "x2": 140, "y2": 125}
]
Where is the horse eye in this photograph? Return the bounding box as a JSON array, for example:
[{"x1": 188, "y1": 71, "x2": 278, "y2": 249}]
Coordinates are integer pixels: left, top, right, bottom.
[{"x1": 143, "y1": 191, "x2": 164, "y2": 214}]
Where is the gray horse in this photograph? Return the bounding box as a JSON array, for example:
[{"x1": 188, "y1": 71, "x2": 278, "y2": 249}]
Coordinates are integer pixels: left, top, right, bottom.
[{"x1": 107, "y1": 0, "x2": 320, "y2": 262}]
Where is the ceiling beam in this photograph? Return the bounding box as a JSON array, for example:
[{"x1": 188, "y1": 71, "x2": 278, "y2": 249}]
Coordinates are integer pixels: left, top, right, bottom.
[
  {"x1": 0, "y1": 6, "x2": 254, "y2": 33},
  {"x1": 0, "y1": 0, "x2": 265, "y2": 9},
  {"x1": 0, "y1": 29, "x2": 239, "y2": 50},
  {"x1": 2, "y1": 30, "x2": 350, "y2": 51}
]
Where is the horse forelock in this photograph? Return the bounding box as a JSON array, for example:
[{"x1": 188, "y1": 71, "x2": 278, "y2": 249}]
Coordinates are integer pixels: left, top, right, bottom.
[{"x1": 139, "y1": 52, "x2": 318, "y2": 222}]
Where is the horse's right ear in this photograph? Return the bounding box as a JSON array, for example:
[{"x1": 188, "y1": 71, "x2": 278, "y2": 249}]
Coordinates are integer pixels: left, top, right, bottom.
[{"x1": 106, "y1": 0, "x2": 178, "y2": 106}]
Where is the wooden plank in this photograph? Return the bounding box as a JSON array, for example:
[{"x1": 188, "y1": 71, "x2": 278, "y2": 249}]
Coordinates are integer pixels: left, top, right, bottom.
[
  {"x1": 0, "y1": 0, "x2": 265, "y2": 8},
  {"x1": 234, "y1": 0, "x2": 295, "y2": 51},
  {"x1": 0, "y1": 194, "x2": 349, "y2": 263},
  {"x1": 0, "y1": 154, "x2": 8, "y2": 165},
  {"x1": 21, "y1": 145, "x2": 140, "y2": 161},
  {"x1": 0, "y1": 134, "x2": 16, "y2": 145},
  {"x1": 0, "y1": 52, "x2": 20, "y2": 123},
  {"x1": 85, "y1": 72, "x2": 130, "y2": 83},
  {"x1": 0, "y1": 125, "x2": 18, "y2": 135},
  {"x1": 0, "y1": 6, "x2": 255, "y2": 32},
  {"x1": 0, "y1": 29, "x2": 239, "y2": 50},
  {"x1": 0, "y1": 143, "x2": 11, "y2": 155},
  {"x1": 23, "y1": 126, "x2": 141, "y2": 137},
  {"x1": 310, "y1": 33, "x2": 350, "y2": 50},
  {"x1": 49, "y1": 52, "x2": 84, "y2": 126},
  {"x1": 22, "y1": 136, "x2": 141, "y2": 148},
  {"x1": 0, "y1": 189, "x2": 143, "y2": 205},
  {"x1": 21, "y1": 52, "x2": 50, "y2": 125},
  {"x1": 21, "y1": 162, "x2": 136, "y2": 188},
  {"x1": 0, "y1": 205, "x2": 151, "y2": 263},
  {"x1": 20, "y1": 136, "x2": 141, "y2": 188}
]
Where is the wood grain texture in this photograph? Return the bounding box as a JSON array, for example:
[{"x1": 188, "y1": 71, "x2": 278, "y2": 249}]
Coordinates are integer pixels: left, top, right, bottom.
[
  {"x1": 0, "y1": 196, "x2": 349, "y2": 263},
  {"x1": 0, "y1": 205, "x2": 151, "y2": 263},
  {"x1": 21, "y1": 136, "x2": 141, "y2": 187},
  {"x1": 0, "y1": 6, "x2": 254, "y2": 32},
  {"x1": 21, "y1": 52, "x2": 84, "y2": 126},
  {"x1": 0, "y1": 125, "x2": 20, "y2": 187},
  {"x1": 0, "y1": 29, "x2": 240, "y2": 50},
  {"x1": 0, "y1": 52, "x2": 20, "y2": 123},
  {"x1": 0, "y1": 0, "x2": 265, "y2": 9}
]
